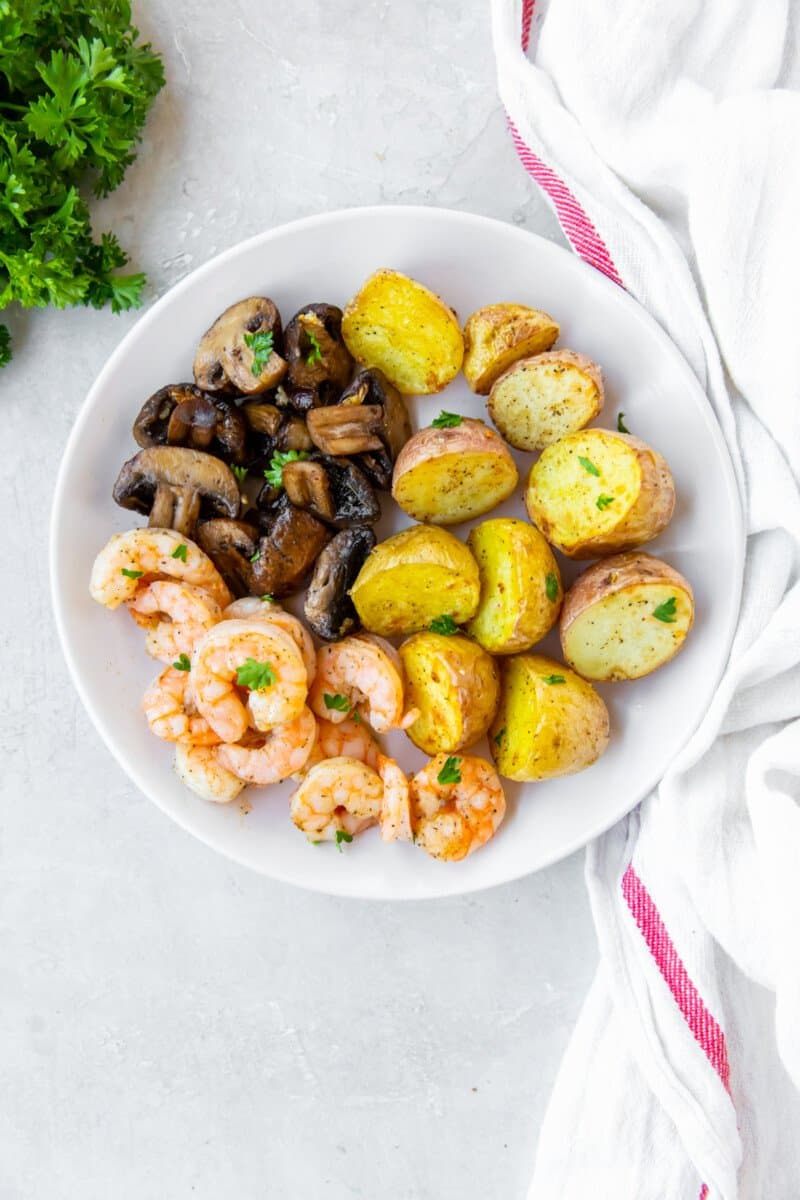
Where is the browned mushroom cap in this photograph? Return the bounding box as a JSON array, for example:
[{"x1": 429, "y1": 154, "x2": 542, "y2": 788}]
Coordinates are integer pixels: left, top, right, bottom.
[
  {"x1": 133, "y1": 385, "x2": 248, "y2": 463},
  {"x1": 276, "y1": 414, "x2": 314, "y2": 454},
  {"x1": 338, "y1": 368, "x2": 411, "y2": 460},
  {"x1": 113, "y1": 447, "x2": 240, "y2": 537},
  {"x1": 250, "y1": 497, "x2": 332, "y2": 598},
  {"x1": 304, "y1": 527, "x2": 377, "y2": 640},
  {"x1": 282, "y1": 457, "x2": 380, "y2": 527},
  {"x1": 133, "y1": 385, "x2": 202, "y2": 446},
  {"x1": 306, "y1": 405, "x2": 385, "y2": 456},
  {"x1": 284, "y1": 304, "x2": 352, "y2": 398},
  {"x1": 196, "y1": 519, "x2": 260, "y2": 597},
  {"x1": 193, "y1": 298, "x2": 287, "y2": 396}
]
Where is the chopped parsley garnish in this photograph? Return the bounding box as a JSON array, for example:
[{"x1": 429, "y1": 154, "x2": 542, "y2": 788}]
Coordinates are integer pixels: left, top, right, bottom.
[
  {"x1": 260, "y1": 594, "x2": 274, "y2": 603},
  {"x1": 437, "y1": 756, "x2": 462, "y2": 785},
  {"x1": 120, "y1": 568, "x2": 143, "y2": 579},
  {"x1": 617, "y1": 412, "x2": 630, "y2": 434},
  {"x1": 352, "y1": 711, "x2": 361, "y2": 724},
  {"x1": 431, "y1": 411, "x2": 462, "y2": 428},
  {"x1": 249, "y1": 550, "x2": 261, "y2": 564},
  {"x1": 542, "y1": 674, "x2": 566, "y2": 685},
  {"x1": 494, "y1": 727, "x2": 506, "y2": 746},
  {"x1": 578, "y1": 455, "x2": 601, "y2": 477},
  {"x1": 305, "y1": 330, "x2": 323, "y2": 366},
  {"x1": 235, "y1": 658, "x2": 276, "y2": 690},
  {"x1": 596, "y1": 494, "x2": 615, "y2": 511},
  {"x1": 429, "y1": 615, "x2": 459, "y2": 635},
  {"x1": 335, "y1": 830, "x2": 353, "y2": 852},
  {"x1": 232, "y1": 465, "x2": 248, "y2": 483},
  {"x1": 173, "y1": 653, "x2": 191, "y2": 672},
  {"x1": 264, "y1": 449, "x2": 310, "y2": 489},
  {"x1": 545, "y1": 572, "x2": 559, "y2": 603},
  {"x1": 171, "y1": 543, "x2": 188, "y2": 562},
  {"x1": 243, "y1": 329, "x2": 275, "y2": 377},
  {"x1": 652, "y1": 597, "x2": 678, "y2": 623},
  {"x1": 323, "y1": 693, "x2": 351, "y2": 713}
]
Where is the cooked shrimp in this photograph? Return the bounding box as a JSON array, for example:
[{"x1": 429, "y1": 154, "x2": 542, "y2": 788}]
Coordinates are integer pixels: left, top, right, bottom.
[
  {"x1": 128, "y1": 580, "x2": 222, "y2": 662},
  {"x1": 289, "y1": 756, "x2": 383, "y2": 842},
  {"x1": 223, "y1": 597, "x2": 316, "y2": 683},
  {"x1": 216, "y1": 706, "x2": 317, "y2": 784},
  {"x1": 90, "y1": 528, "x2": 231, "y2": 609},
  {"x1": 301, "y1": 715, "x2": 382, "y2": 776},
  {"x1": 192, "y1": 619, "x2": 308, "y2": 743},
  {"x1": 410, "y1": 753, "x2": 506, "y2": 861},
  {"x1": 377, "y1": 754, "x2": 413, "y2": 842},
  {"x1": 309, "y1": 634, "x2": 418, "y2": 733},
  {"x1": 142, "y1": 665, "x2": 221, "y2": 745},
  {"x1": 174, "y1": 743, "x2": 244, "y2": 804}
]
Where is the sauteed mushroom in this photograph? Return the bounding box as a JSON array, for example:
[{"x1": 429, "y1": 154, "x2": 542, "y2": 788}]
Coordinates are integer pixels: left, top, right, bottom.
[
  {"x1": 196, "y1": 519, "x2": 260, "y2": 596},
  {"x1": 133, "y1": 386, "x2": 248, "y2": 464},
  {"x1": 304, "y1": 527, "x2": 377, "y2": 640},
  {"x1": 250, "y1": 497, "x2": 332, "y2": 598},
  {"x1": 284, "y1": 304, "x2": 352, "y2": 400},
  {"x1": 113, "y1": 447, "x2": 240, "y2": 537},
  {"x1": 282, "y1": 457, "x2": 379, "y2": 527},
  {"x1": 307, "y1": 368, "x2": 411, "y2": 477},
  {"x1": 193, "y1": 297, "x2": 287, "y2": 395}
]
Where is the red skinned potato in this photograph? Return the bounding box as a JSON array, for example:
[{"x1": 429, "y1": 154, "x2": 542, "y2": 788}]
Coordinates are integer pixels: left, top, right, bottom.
[
  {"x1": 560, "y1": 551, "x2": 695, "y2": 681},
  {"x1": 392, "y1": 417, "x2": 518, "y2": 525}
]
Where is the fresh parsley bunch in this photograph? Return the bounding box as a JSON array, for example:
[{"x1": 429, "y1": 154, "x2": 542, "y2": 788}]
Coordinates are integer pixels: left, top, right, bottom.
[{"x1": 0, "y1": 1, "x2": 165, "y2": 366}]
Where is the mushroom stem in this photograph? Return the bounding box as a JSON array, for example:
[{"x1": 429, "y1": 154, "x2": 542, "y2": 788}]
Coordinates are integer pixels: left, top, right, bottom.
[{"x1": 150, "y1": 483, "x2": 176, "y2": 528}]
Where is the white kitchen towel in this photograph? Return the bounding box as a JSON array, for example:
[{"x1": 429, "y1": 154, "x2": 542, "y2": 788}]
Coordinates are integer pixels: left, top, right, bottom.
[{"x1": 490, "y1": 1, "x2": 800, "y2": 1196}]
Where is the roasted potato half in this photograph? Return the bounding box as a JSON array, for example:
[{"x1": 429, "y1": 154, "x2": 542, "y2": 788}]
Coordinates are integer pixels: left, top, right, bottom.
[
  {"x1": 465, "y1": 518, "x2": 562, "y2": 655},
  {"x1": 392, "y1": 418, "x2": 518, "y2": 526},
  {"x1": 488, "y1": 350, "x2": 604, "y2": 451},
  {"x1": 341, "y1": 269, "x2": 464, "y2": 395},
  {"x1": 525, "y1": 428, "x2": 675, "y2": 558},
  {"x1": 399, "y1": 632, "x2": 500, "y2": 755},
  {"x1": 462, "y1": 303, "x2": 559, "y2": 394},
  {"x1": 490, "y1": 654, "x2": 610, "y2": 782},
  {"x1": 350, "y1": 524, "x2": 480, "y2": 637},
  {"x1": 560, "y1": 552, "x2": 694, "y2": 681}
]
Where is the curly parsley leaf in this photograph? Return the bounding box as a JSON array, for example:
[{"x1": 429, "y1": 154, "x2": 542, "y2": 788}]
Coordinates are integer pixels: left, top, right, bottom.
[
  {"x1": 171, "y1": 543, "x2": 188, "y2": 562},
  {"x1": 264, "y1": 449, "x2": 309, "y2": 490},
  {"x1": 120, "y1": 567, "x2": 143, "y2": 579},
  {"x1": 335, "y1": 830, "x2": 353, "y2": 852},
  {"x1": 617, "y1": 412, "x2": 630, "y2": 434},
  {"x1": 429, "y1": 615, "x2": 458, "y2": 635},
  {"x1": 0, "y1": 326, "x2": 11, "y2": 368},
  {"x1": 231, "y1": 465, "x2": 248, "y2": 483},
  {"x1": 431, "y1": 411, "x2": 462, "y2": 428},
  {"x1": 173, "y1": 653, "x2": 191, "y2": 672},
  {"x1": 493, "y1": 727, "x2": 506, "y2": 746},
  {"x1": 545, "y1": 572, "x2": 559, "y2": 603},
  {"x1": 243, "y1": 329, "x2": 275, "y2": 377},
  {"x1": 0, "y1": 10, "x2": 165, "y2": 364},
  {"x1": 323, "y1": 693, "x2": 351, "y2": 713},
  {"x1": 437, "y1": 756, "x2": 462, "y2": 785},
  {"x1": 578, "y1": 456, "x2": 601, "y2": 477},
  {"x1": 542, "y1": 674, "x2": 566, "y2": 685},
  {"x1": 235, "y1": 658, "x2": 276, "y2": 691},
  {"x1": 305, "y1": 330, "x2": 322, "y2": 366},
  {"x1": 596, "y1": 494, "x2": 615, "y2": 511},
  {"x1": 652, "y1": 597, "x2": 678, "y2": 623}
]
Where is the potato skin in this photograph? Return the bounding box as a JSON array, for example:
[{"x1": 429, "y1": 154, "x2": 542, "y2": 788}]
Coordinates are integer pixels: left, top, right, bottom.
[
  {"x1": 399, "y1": 632, "x2": 500, "y2": 755},
  {"x1": 465, "y1": 518, "x2": 562, "y2": 655},
  {"x1": 462, "y1": 304, "x2": 560, "y2": 394},
  {"x1": 489, "y1": 654, "x2": 610, "y2": 782},
  {"x1": 341, "y1": 269, "x2": 464, "y2": 395},
  {"x1": 392, "y1": 418, "x2": 519, "y2": 525},
  {"x1": 350, "y1": 524, "x2": 480, "y2": 638},
  {"x1": 525, "y1": 429, "x2": 676, "y2": 558},
  {"x1": 488, "y1": 350, "x2": 604, "y2": 451},
  {"x1": 560, "y1": 552, "x2": 695, "y2": 681}
]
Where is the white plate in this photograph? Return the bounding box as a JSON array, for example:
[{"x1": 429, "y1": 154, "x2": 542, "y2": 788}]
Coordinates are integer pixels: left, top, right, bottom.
[{"x1": 50, "y1": 206, "x2": 743, "y2": 899}]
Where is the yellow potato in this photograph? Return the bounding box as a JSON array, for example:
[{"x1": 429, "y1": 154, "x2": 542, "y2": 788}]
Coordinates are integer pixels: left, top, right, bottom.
[
  {"x1": 560, "y1": 551, "x2": 695, "y2": 681},
  {"x1": 465, "y1": 518, "x2": 562, "y2": 654},
  {"x1": 490, "y1": 654, "x2": 610, "y2": 782},
  {"x1": 488, "y1": 349, "x2": 604, "y2": 451},
  {"x1": 341, "y1": 268, "x2": 464, "y2": 395},
  {"x1": 350, "y1": 524, "x2": 480, "y2": 637},
  {"x1": 525, "y1": 428, "x2": 675, "y2": 558},
  {"x1": 462, "y1": 303, "x2": 560, "y2": 394},
  {"x1": 392, "y1": 418, "x2": 518, "y2": 525},
  {"x1": 399, "y1": 632, "x2": 500, "y2": 754}
]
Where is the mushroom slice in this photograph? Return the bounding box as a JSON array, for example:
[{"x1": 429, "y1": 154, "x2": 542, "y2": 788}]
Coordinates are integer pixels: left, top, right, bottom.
[
  {"x1": 193, "y1": 297, "x2": 287, "y2": 396},
  {"x1": 250, "y1": 498, "x2": 332, "y2": 599},
  {"x1": 276, "y1": 414, "x2": 314, "y2": 454},
  {"x1": 167, "y1": 393, "x2": 248, "y2": 463},
  {"x1": 304, "y1": 527, "x2": 377, "y2": 640},
  {"x1": 113, "y1": 447, "x2": 240, "y2": 537},
  {"x1": 133, "y1": 384, "x2": 205, "y2": 447},
  {"x1": 306, "y1": 405, "x2": 385, "y2": 456},
  {"x1": 282, "y1": 457, "x2": 380, "y2": 527},
  {"x1": 196, "y1": 519, "x2": 260, "y2": 597},
  {"x1": 357, "y1": 448, "x2": 394, "y2": 491},
  {"x1": 338, "y1": 368, "x2": 412, "y2": 460},
  {"x1": 284, "y1": 304, "x2": 353, "y2": 397}
]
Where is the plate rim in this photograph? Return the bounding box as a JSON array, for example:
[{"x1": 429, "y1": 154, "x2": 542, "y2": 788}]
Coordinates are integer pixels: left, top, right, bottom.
[{"x1": 50, "y1": 204, "x2": 745, "y2": 899}]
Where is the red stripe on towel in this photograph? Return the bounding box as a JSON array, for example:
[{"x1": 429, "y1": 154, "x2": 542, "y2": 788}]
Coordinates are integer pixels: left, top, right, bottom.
[
  {"x1": 521, "y1": 0, "x2": 535, "y2": 51},
  {"x1": 698, "y1": 1185, "x2": 709, "y2": 1199},
  {"x1": 622, "y1": 866, "x2": 731, "y2": 1092},
  {"x1": 507, "y1": 120, "x2": 625, "y2": 287}
]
